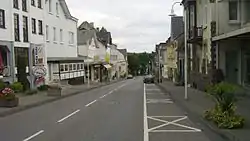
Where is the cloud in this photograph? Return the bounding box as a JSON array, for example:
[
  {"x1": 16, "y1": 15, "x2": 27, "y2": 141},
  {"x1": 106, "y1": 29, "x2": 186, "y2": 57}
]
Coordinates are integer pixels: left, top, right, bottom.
[{"x1": 66, "y1": 0, "x2": 183, "y2": 52}]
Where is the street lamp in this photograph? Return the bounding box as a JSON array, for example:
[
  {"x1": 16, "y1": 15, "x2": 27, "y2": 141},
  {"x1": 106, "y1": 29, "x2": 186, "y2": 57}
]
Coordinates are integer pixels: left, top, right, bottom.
[{"x1": 169, "y1": 1, "x2": 188, "y2": 100}]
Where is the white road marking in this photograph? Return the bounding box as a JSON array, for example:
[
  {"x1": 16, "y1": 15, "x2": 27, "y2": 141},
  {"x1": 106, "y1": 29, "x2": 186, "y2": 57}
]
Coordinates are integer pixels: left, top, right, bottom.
[
  {"x1": 23, "y1": 130, "x2": 44, "y2": 141},
  {"x1": 108, "y1": 91, "x2": 113, "y2": 94},
  {"x1": 100, "y1": 94, "x2": 107, "y2": 99},
  {"x1": 146, "y1": 89, "x2": 161, "y2": 91},
  {"x1": 85, "y1": 100, "x2": 97, "y2": 107},
  {"x1": 146, "y1": 99, "x2": 173, "y2": 104},
  {"x1": 148, "y1": 116, "x2": 187, "y2": 132},
  {"x1": 150, "y1": 116, "x2": 185, "y2": 118},
  {"x1": 57, "y1": 109, "x2": 80, "y2": 123},
  {"x1": 151, "y1": 130, "x2": 200, "y2": 133},
  {"x1": 143, "y1": 83, "x2": 149, "y2": 141},
  {"x1": 146, "y1": 93, "x2": 166, "y2": 95},
  {"x1": 148, "y1": 116, "x2": 201, "y2": 132}
]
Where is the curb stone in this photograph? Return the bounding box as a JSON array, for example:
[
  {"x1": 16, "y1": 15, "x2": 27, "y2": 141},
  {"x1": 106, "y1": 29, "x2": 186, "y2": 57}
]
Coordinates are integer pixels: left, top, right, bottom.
[
  {"x1": 156, "y1": 83, "x2": 235, "y2": 141},
  {"x1": 0, "y1": 80, "x2": 124, "y2": 118}
]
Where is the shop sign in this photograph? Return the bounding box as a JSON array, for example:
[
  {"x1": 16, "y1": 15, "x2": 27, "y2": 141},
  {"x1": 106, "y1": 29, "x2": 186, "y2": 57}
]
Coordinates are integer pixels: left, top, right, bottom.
[
  {"x1": 33, "y1": 66, "x2": 47, "y2": 77},
  {"x1": 33, "y1": 44, "x2": 45, "y2": 66}
]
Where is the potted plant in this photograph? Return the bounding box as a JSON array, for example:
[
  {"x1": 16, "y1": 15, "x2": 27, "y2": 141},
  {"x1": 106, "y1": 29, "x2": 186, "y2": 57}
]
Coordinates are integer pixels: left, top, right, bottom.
[
  {"x1": 204, "y1": 82, "x2": 245, "y2": 129},
  {"x1": 47, "y1": 82, "x2": 62, "y2": 96},
  {"x1": 0, "y1": 87, "x2": 19, "y2": 107}
]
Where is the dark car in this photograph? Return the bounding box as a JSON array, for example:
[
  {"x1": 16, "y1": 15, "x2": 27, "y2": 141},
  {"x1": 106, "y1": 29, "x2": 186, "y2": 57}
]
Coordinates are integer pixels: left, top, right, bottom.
[{"x1": 143, "y1": 75, "x2": 154, "y2": 83}]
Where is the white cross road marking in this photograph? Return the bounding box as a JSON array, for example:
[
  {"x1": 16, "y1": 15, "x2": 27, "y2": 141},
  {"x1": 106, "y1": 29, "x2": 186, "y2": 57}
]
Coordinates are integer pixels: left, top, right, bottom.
[
  {"x1": 146, "y1": 93, "x2": 167, "y2": 95},
  {"x1": 147, "y1": 116, "x2": 201, "y2": 132},
  {"x1": 146, "y1": 99, "x2": 173, "y2": 104}
]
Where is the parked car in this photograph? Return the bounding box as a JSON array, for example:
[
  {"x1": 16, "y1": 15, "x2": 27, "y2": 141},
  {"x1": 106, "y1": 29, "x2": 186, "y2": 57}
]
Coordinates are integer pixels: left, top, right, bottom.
[
  {"x1": 127, "y1": 74, "x2": 134, "y2": 79},
  {"x1": 143, "y1": 75, "x2": 154, "y2": 83}
]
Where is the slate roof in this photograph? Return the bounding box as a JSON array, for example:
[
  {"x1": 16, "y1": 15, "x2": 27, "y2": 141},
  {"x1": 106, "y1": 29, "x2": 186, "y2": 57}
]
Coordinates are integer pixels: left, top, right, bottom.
[
  {"x1": 58, "y1": 0, "x2": 78, "y2": 22},
  {"x1": 171, "y1": 16, "x2": 184, "y2": 41}
]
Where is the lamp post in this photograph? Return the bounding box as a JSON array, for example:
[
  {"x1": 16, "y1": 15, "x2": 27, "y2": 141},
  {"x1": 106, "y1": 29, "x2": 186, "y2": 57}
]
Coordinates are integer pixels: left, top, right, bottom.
[
  {"x1": 169, "y1": 1, "x2": 188, "y2": 100},
  {"x1": 158, "y1": 48, "x2": 161, "y2": 83}
]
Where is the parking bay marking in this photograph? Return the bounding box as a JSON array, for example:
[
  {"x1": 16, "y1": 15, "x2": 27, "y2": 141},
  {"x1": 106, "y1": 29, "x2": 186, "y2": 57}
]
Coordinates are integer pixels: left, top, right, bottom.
[
  {"x1": 146, "y1": 99, "x2": 173, "y2": 104},
  {"x1": 147, "y1": 116, "x2": 201, "y2": 132}
]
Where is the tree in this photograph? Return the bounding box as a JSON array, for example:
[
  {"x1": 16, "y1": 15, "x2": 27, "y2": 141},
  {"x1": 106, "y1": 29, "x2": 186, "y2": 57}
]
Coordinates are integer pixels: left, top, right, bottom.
[
  {"x1": 127, "y1": 52, "x2": 152, "y2": 75},
  {"x1": 127, "y1": 53, "x2": 139, "y2": 75}
]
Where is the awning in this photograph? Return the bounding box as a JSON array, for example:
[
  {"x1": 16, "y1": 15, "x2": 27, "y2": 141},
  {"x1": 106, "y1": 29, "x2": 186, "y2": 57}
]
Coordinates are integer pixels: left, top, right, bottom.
[{"x1": 103, "y1": 64, "x2": 112, "y2": 69}]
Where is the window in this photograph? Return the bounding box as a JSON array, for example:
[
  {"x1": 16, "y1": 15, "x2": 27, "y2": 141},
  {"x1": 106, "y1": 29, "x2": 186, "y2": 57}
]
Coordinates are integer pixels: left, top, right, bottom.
[
  {"x1": 73, "y1": 64, "x2": 76, "y2": 70},
  {"x1": 31, "y1": 0, "x2": 35, "y2": 6},
  {"x1": 60, "y1": 29, "x2": 63, "y2": 42},
  {"x1": 13, "y1": 0, "x2": 19, "y2": 9},
  {"x1": 22, "y1": 0, "x2": 27, "y2": 12},
  {"x1": 69, "y1": 64, "x2": 73, "y2": 71},
  {"x1": 38, "y1": 20, "x2": 43, "y2": 35},
  {"x1": 77, "y1": 64, "x2": 80, "y2": 70},
  {"x1": 23, "y1": 16, "x2": 28, "y2": 42},
  {"x1": 38, "y1": 0, "x2": 42, "y2": 8},
  {"x1": 0, "y1": 9, "x2": 5, "y2": 28},
  {"x1": 53, "y1": 27, "x2": 56, "y2": 41},
  {"x1": 229, "y1": 0, "x2": 238, "y2": 21},
  {"x1": 80, "y1": 64, "x2": 83, "y2": 70},
  {"x1": 56, "y1": 2, "x2": 59, "y2": 15},
  {"x1": 60, "y1": 65, "x2": 64, "y2": 71},
  {"x1": 65, "y1": 65, "x2": 69, "y2": 71},
  {"x1": 31, "y1": 18, "x2": 36, "y2": 34},
  {"x1": 46, "y1": 25, "x2": 49, "y2": 41},
  {"x1": 49, "y1": 0, "x2": 52, "y2": 13},
  {"x1": 69, "y1": 32, "x2": 74, "y2": 44},
  {"x1": 14, "y1": 14, "x2": 20, "y2": 41}
]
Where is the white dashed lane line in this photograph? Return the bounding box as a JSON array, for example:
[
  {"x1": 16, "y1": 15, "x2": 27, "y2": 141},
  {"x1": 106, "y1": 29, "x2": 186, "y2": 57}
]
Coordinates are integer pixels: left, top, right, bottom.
[
  {"x1": 85, "y1": 100, "x2": 97, "y2": 107},
  {"x1": 57, "y1": 109, "x2": 81, "y2": 123},
  {"x1": 23, "y1": 130, "x2": 44, "y2": 141}
]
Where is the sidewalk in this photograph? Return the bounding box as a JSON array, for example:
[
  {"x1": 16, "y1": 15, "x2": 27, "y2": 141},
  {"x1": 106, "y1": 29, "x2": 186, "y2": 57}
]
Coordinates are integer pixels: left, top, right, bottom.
[
  {"x1": 157, "y1": 81, "x2": 250, "y2": 141},
  {"x1": 0, "y1": 79, "x2": 123, "y2": 117}
]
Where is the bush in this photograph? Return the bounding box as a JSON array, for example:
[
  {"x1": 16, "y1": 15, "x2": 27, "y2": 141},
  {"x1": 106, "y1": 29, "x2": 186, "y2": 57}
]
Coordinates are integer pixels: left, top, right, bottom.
[
  {"x1": 0, "y1": 79, "x2": 6, "y2": 90},
  {"x1": 204, "y1": 82, "x2": 245, "y2": 129},
  {"x1": 25, "y1": 89, "x2": 38, "y2": 95},
  {"x1": 37, "y1": 85, "x2": 49, "y2": 91},
  {"x1": 10, "y1": 82, "x2": 24, "y2": 93}
]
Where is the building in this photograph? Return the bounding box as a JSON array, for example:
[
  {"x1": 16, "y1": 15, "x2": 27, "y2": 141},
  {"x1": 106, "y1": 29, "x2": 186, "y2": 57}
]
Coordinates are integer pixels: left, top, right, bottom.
[
  {"x1": 109, "y1": 44, "x2": 127, "y2": 79},
  {"x1": 212, "y1": 0, "x2": 250, "y2": 86},
  {"x1": 77, "y1": 21, "x2": 111, "y2": 83},
  {"x1": 0, "y1": 0, "x2": 47, "y2": 89},
  {"x1": 44, "y1": 0, "x2": 84, "y2": 84},
  {"x1": 182, "y1": 0, "x2": 210, "y2": 90}
]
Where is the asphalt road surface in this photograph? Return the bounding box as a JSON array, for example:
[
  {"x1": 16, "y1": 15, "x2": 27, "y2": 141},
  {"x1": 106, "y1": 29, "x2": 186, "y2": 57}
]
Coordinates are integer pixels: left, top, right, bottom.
[{"x1": 0, "y1": 77, "x2": 213, "y2": 141}]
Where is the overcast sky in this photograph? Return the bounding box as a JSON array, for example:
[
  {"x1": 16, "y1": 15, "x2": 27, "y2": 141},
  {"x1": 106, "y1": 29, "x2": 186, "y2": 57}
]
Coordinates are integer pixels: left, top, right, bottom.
[{"x1": 66, "y1": 0, "x2": 183, "y2": 53}]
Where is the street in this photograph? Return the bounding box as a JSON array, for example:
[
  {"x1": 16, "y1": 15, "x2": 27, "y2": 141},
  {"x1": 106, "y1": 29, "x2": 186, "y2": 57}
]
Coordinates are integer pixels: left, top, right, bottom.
[{"x1": 0, "y1": 77, "x2": 211, "y2": 141}]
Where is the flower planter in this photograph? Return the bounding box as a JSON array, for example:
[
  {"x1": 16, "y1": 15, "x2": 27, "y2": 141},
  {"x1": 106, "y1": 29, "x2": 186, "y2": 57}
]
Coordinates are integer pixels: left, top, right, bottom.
[
  {"x1": 0, "y1": 97, "x2": 19, "y2": 108},
  {"x1": 47, "y1": 88, "x2": 62, "y2": 96},
  {"x1": 47, "y1": 83, "x2": 62, "y2": 97}
]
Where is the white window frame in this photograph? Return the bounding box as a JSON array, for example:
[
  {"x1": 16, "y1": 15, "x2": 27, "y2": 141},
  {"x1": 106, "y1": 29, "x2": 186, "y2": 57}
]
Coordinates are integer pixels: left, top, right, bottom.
[
  {"x1": 60, "y1": 29, "x2": 63, "y2": 43},
  {"x1": 48, "y1": 0, "x2": 52, "y2": 13},
  {"x1": 56, "y1": 2, "x2": 59, "y2": 16},
  {"x1": 46, "y1": 25, "x2": 49, "y2": 41},
  {"x1": 228, "y1": 0, "x2": 240, "y2": 24},
  {"x1": 53, "y1": 27, "x2": 56, "y2": 42}
]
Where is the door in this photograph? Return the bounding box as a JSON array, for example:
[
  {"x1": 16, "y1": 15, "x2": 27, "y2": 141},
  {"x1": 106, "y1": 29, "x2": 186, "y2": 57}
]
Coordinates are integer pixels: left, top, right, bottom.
[{"x1": 225, "y1": 51, "x2": 238, "y2": 84}]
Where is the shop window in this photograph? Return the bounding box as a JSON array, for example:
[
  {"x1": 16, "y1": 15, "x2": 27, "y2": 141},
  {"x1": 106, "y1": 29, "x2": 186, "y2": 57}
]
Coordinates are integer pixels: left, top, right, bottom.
[
  {"x1": 65, "y1": 64, "x2": 68, "y2": 71},
  {"x1": 60, "y1": 64, "x2": 64, "y2": 72},
  {"x1": 69, "y1": 64, "x2": 72, "y2": 71}
]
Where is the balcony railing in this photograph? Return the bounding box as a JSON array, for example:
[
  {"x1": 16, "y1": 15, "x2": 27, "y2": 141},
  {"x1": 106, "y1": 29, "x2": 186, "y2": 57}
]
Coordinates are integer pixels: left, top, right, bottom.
[{"x1": 188, "y1": 26, "x2": 203, "y2": 42}]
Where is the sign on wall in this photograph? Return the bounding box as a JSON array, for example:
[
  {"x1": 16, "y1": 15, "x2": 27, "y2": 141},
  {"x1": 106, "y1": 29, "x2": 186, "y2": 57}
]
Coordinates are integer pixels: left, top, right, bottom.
[{"x1": 33, "y1": 44, "x2": 45, "y2": 66}]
